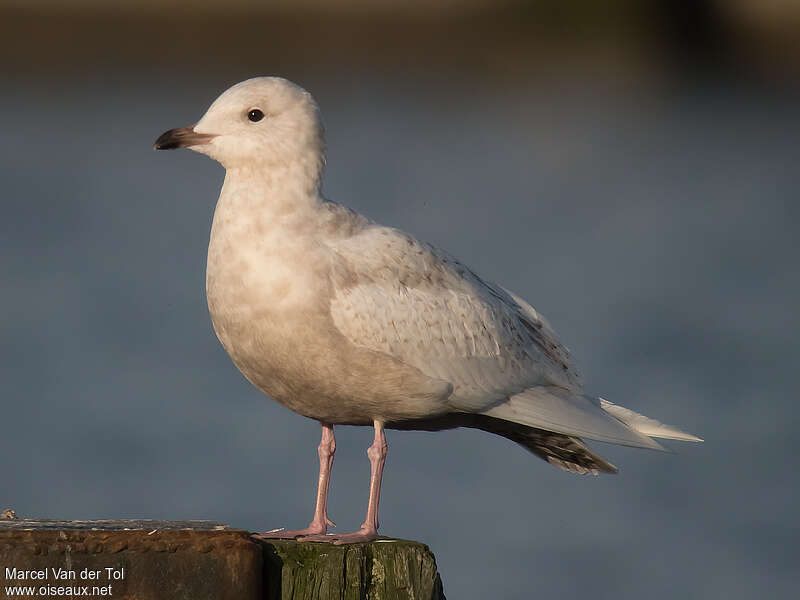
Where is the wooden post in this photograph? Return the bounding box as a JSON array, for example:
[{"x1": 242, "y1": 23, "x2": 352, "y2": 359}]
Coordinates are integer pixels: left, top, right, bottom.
[
  {"x1": 260, "y1": 538, "x2": 445, "y2": 600},
  {"x1": 0, "y1": 517, "x2": 445, "y2": 599}
]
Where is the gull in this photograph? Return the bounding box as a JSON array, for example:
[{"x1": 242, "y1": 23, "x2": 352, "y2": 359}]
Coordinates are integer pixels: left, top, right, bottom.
[{"x1": 155, "y1": 77, "x2": 702, "y2": 544}]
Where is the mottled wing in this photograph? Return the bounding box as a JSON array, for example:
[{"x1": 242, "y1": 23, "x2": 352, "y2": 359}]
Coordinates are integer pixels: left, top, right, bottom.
[{"x1": 327, "y1": 226, "x2": 579, "y2": 412}]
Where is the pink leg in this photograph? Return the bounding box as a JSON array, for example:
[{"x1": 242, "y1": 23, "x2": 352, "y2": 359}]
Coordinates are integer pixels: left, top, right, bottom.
[
  {"x1": 252, "y1": 423, "x2": 336, "y2": 539},
  {"x1": 300, "y1": 420, "x2": 387, "y2": 544}
]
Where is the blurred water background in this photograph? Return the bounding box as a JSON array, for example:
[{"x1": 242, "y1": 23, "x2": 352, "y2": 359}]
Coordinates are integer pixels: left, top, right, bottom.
[{"x1": 2, "y1": 1, "x2": 799, "y2": 598}]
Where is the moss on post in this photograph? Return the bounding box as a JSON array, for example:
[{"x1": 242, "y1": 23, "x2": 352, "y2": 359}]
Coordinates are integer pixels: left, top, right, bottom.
[{"x1": 260, "y1": 538, "x2": 446, "y2": 600}]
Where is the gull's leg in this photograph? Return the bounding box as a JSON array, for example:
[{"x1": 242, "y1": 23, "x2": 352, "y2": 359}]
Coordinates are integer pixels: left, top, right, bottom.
[
  {"x1": 252, "y1": 423, "x2": 336, "y2": 539},
  {"x1": 300, "y1": 420, "x2": 387, "y2": 544}
]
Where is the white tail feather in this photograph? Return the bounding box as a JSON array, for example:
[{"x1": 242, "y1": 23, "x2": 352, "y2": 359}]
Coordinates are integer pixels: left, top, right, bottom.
[
  {"x1": 482, "y1": 387, "x2": 666, "y2": 450},
  {"x1": 599, "y1": 399, "x2": 703, "y2": 442}
]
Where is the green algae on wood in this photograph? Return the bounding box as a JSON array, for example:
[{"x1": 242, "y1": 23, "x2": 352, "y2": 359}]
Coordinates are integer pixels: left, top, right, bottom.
[{"x1": 260, "y1": 537, "x2": 446, "y2": 600}]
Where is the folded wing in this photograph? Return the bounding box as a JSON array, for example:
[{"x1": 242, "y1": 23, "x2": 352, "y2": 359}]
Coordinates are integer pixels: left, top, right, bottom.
[
  {"x1": 328, "y1": 225, "x2": 579, "y2": 411},
  {"x1": 327, "y1": 224, "x2": 702, "y2": 448}
]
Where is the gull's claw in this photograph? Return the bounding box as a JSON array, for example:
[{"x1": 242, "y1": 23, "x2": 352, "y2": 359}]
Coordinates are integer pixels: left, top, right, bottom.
[
  {"x1": 252, "y1": 524, "x2": 327, "y2": 540},
  {"x1": 296, "y1": 528, "x2": 378, "y2": 544}
]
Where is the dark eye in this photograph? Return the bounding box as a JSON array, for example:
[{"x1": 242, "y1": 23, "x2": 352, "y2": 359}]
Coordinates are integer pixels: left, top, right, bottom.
[{"x1": 247, "y1": 109, "x2": 264, "y2": 122}]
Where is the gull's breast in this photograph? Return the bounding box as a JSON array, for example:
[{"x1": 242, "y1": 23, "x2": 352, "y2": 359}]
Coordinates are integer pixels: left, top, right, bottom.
[{"x1": 204, "y1": 196, "x2": 334, "y2": 395}]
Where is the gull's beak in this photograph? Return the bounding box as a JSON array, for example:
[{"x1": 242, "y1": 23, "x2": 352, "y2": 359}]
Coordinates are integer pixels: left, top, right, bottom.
[{"x1": 154, "y1": 126, "x2": 217, "y2": 150}]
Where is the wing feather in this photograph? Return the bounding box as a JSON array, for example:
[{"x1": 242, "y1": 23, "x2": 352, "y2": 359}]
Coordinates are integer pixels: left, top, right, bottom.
[{"x1": 328, "y1": 226, "x2": 578, "y2": 411}]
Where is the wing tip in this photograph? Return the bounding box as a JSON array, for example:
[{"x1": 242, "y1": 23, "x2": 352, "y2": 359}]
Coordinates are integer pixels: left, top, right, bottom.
[
  {"x1": 598, "y1": 398, "x2": 704, "y2": 444},
  {"x1": 661, "y1": 433, "x2": 704, "y2": 443}
]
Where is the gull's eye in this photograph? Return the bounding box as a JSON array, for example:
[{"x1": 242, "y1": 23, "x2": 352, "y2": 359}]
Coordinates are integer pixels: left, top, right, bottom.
[{"x1": 247, "y1": 109, "x2": 264, "y2": 122}]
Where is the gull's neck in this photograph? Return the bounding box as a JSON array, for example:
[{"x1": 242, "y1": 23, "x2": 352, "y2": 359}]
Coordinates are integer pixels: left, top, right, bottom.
[{"x1": 220, "y1": 159, "x2": 324, "y2": 222}]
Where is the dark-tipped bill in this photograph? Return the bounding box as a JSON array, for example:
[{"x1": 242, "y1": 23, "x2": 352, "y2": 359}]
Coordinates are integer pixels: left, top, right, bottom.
[{"x1": 154, "y1": 127, "x2": 217, "y2": 150}]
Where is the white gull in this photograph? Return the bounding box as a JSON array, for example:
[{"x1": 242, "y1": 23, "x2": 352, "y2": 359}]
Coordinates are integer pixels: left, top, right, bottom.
[{"x1": 155, "y1": 77, "x2": 702, "y2": 544}]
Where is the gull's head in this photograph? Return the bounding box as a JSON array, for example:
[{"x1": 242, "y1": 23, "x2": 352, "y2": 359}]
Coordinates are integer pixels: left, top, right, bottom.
[{"x1": 155, "y1": 77, "x2": 324, "y2": 174}]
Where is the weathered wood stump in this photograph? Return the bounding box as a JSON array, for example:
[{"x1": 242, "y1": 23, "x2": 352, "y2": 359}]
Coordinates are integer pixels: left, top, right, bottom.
[
  {"x1": 0, "y1": 519, "x2": 261, "y2": 600},
  {"x1": 261, "y1": 538, "x2": 445, "y2": 600},
  {"x1": 0, "y1": 517, "x2": 445, "y2": 599}
]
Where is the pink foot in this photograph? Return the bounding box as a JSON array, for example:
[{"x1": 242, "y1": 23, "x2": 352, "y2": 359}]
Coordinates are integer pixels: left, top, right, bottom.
[
  {"x1": 297, "y1": 527, "x2": 378, "y2": 545},
  {"x1": 251, "y1": 519, "x2": 332, "y2": 540},
  {"x1": 252, "y1": 528, "x2": 318, "y2": 540},
  {"x1": 254, "y1": 423, "x2": 338, "y2": 541}
]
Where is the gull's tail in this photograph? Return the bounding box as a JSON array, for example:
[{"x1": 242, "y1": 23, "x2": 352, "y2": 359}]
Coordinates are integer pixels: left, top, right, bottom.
[
  {"x1": 480, "y1": 386, "x2": 703, "y2": 474},
  {"x1": 474, "y1": 417, "x2": 619, "y2": 475},
  {"x1": 389, "y1": 388, "x2": 703, "y2": 476}
]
